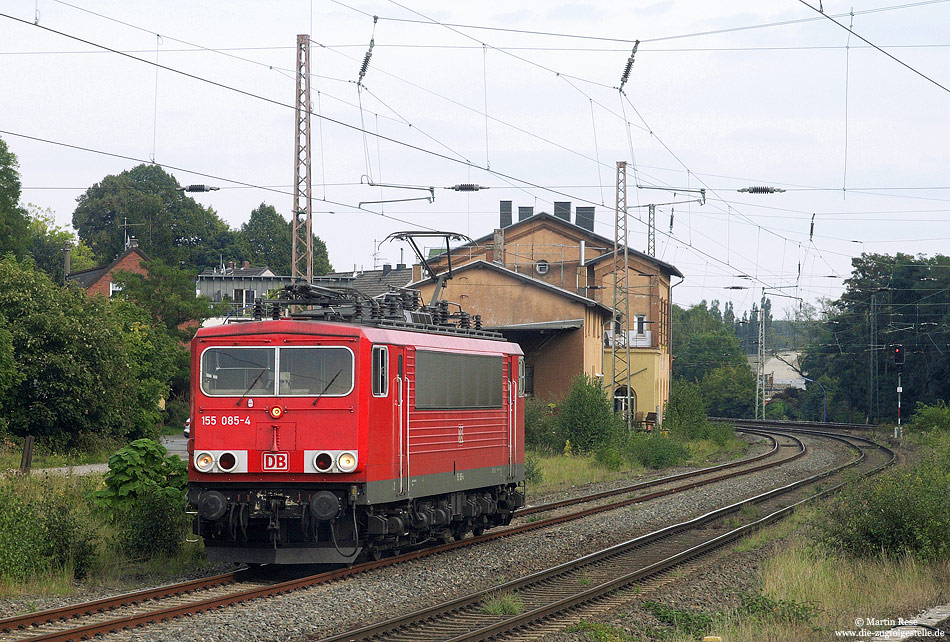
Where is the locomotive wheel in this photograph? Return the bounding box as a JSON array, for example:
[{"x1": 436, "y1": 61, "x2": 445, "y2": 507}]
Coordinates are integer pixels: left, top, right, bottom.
[{"x1": 472, "y1": 525, "x2": 485, "y2": 537}]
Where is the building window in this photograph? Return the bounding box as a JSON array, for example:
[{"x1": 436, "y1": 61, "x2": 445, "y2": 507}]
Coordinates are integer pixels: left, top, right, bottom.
[
  {"x1": 636, "y1": 315, "x2": 646, "y2": 336},
  {"x1": 535, "y1": 259, "x2": 550, "y2": 275}
]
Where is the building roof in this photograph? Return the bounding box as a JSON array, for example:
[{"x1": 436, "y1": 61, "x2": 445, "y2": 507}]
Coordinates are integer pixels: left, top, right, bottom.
[
  {"x1": 198, "y1": 266, "x2": 276, "y2": 278},
  {"x1": 67, "y1": 246, "x2": 151, "y2": 288},
  {"x1": 488, "y1": 319, "x2": 585, "y2": 332},
  {"x1": 409, "y1": 259, "x2": 613, "y2": 316},
  {"x1": 318, "y1": 267, "x2": 413, "y2": 298},
  {"x1": 429, "y1": 211, "x2": 683, "y2": 278}
]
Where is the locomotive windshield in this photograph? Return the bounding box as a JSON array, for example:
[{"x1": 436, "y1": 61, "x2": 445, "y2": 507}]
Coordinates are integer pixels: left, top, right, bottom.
[{"x1": 200, "y1": 346, "x2": 353, "y2": 397}]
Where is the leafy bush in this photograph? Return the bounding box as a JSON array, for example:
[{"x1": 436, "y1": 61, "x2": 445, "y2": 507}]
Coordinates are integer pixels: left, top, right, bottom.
[
  {"x1": 557, "y1": 375, "x2": 615, "y2": 453},
  {"x1": 524, "y1": 453, "x2": 544, "y2": 485},
  {"x1": 664, "y1": 380, "x2": 709, "y2": 440},
  {"x1": 813, "y1": 453, "x2": 950, "y2": 561},
  {"x1": 93, "y1": 438, "x2": 187, "y2": 514},
  {"x1": 117, "y1": 484, "x2": 188, "y2": 559},
  {"x1": 911, "y1": 400, "x2": 950, "y2": 432},
  {"x1": 0, "y1": 476, "x2": 99, "y2": 581},
  {"x1": 524, "y1": 398, "x2": 563, "y2": 453},
  {"x1": 625, "y1": 433, "x2": 689, "y2": 469}
]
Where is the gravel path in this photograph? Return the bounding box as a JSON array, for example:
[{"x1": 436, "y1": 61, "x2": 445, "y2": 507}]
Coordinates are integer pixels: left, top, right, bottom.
[{"x1": 85, "y1": 432, "x2": 851, "y2": 642}]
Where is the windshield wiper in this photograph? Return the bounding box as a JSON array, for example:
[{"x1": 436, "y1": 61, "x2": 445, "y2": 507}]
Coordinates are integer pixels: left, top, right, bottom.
[
  {"x1": 236, "y1": 368, "x2": 266, "y2": 407},
  {"x1": 313, "y1": 368, "x2": 344, "y2": 406}
]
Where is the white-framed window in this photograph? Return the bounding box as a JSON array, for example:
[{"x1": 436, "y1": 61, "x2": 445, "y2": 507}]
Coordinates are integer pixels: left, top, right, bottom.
[
  {"x1": 535, "y1": 259, "x2": 550, "y2": 275},
  {"x1": 635, "y1": 315, "x2": 647, "y2": 336},
  {"x1": 372, "y1": 345, "x2": 389, "y2": 397}
]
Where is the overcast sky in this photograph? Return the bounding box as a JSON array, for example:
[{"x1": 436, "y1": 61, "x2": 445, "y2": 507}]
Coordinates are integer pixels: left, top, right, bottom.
[{"x1": 3, "y1": 0, "x2": 950, "y2": 316}]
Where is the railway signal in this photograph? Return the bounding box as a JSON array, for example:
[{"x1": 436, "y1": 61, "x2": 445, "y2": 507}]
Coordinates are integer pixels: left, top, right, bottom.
[{"x1": 893, "y1": 344, "x2": 904, "y2": 367}]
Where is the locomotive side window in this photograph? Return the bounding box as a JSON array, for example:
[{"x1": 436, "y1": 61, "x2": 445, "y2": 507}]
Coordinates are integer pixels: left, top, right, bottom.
[
  {"x1": 372, "y1": 346, "x2": 389, "y2": 397},
  {"x1": 201, "y1": 347, "x2": 276, "y2": 396},
  {"x1": 518, "y1": 357, "x2": 526, "y2": 396},
  {"x1": 414, "y1": 351, "x2": 503, "y2": 409},
  {"x1": 278, "y1": 347, "x2": 354, "y2": 396}
]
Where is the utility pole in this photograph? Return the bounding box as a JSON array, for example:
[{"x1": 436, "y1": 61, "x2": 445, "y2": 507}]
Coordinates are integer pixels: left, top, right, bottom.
[
  {"x1": 868, "y1": 293, "x2": 878, "y2": 422},
  {"x1": 611, "y1": 161, "x2": 633, "y2": 429},
  {"x1": 292, "y1": 34, "x2": 313, "y2": 283},
  {"x1": 755, "y1": 298, "x2": 767, "y2": 420},
  {"x1": 647, "y1": 203, "x2": 655, "y2": 257}
]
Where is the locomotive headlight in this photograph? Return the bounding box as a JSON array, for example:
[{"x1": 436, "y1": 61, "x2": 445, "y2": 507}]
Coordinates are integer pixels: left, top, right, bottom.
[
  {"x1": 269, "y1": 406, "x2": 283, "y2": 419},
  {"x1": 314, "y1": 452, "x2": 333, "y2": 472},
  {"x1": 217, "y1": 452, "x2": 237, "y2": 472},
  {"x1": 337, "y1": 451, "x2": 358, "y2": 473},
  {"x1": 195, "y1": 452, "x2": 215, "y2": 472}
]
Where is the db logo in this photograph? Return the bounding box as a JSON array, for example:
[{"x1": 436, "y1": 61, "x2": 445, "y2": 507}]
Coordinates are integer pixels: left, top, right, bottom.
[{"x1": 262, "y1": 452, "x2": 289, "y2": 471}]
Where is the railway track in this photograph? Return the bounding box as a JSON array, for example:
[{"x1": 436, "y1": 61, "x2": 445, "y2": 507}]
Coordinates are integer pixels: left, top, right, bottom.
[
  {"x1": 317, "y1": 429, "x2": 894, "y2": 641},
  {"x1": 0, "y1": 427, "x2": 816, "y2": 642}
]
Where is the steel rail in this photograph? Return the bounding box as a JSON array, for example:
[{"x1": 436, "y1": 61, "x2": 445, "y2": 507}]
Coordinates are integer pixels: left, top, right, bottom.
[
  {"x1": 318, "y1": 430, "x2": 894, "y2": 642},
  {"x1": 2, "y1": 427, "x2": 804, "y2": 642},
  {"x1": 517, "y1": 427, "x2": 782, "y2": 516}
]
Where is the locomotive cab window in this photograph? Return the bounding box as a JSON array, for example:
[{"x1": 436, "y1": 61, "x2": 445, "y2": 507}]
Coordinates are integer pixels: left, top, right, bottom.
[
  {"x1": 201, "y1": 347, "x2": 276, "y2": 396},
  {"x1": 200, "y1": 346, "x2": 353, "y2": 397},
  {"x1": 415, "y1": 351, "x2": 503, "y2": 409},
  {"x1": 372, "y1": 346, "x2": 389, "y2": 397},
  {"x1": 278, "y1": 347, "x2": 353, "y2": 396}
]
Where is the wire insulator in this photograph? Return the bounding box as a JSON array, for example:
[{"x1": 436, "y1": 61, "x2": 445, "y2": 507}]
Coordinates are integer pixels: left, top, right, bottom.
[
  {"x1": 448, "y1": 183, "x2": 483, "y2": 191},
  {"x1": 358, "y1": 38, "x2": 375, "y2": 84},
  {"x1": 618, "y1": 40, "x2": 639, "y2": 90},
  {"x1": 738, "y1": 186, "x2": 786, "y2": 194}
]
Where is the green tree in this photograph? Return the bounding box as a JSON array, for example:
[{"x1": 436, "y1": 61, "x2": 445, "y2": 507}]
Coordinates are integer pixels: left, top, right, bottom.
[
  {"x1": 25, "y1": 204, "x2": 96, "y2": 283},
  {"x1": 0, "y1": 257, "x2": 159, "y2": 447},
  {"x1": 72, "y1": 164, "x2": 235, "y2": 271},
  {"x1": 0, "y1": 136, "x2": 30, "y2": 259},
  {"x1": 801, "y1": 253, "x2": 950, "y2": 423},
  {"x1": 699, "y1": 363, "x2": 755, "y2": 418},
  {"x1": 112, "y1": 260, "x2": 216, "y2": 341},
  {"x1": 233, "y1": 202, "x2": 332, "y2": 276},
  {"x1": 558, "y1": 374, "x2": 616, "y2": 453}
]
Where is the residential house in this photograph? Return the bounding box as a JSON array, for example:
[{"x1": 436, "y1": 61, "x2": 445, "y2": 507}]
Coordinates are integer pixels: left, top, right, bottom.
[{"x1": 66, "y1": 237, "x2": 150, "y2": 297}]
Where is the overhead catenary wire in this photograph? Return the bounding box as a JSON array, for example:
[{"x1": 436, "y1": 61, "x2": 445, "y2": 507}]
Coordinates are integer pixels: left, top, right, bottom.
[{"x1": 5, "y1": 7, "x2": 936, "y2": 306}]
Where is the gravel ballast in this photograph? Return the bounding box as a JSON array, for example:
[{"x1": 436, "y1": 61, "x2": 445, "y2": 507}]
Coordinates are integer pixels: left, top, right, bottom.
[{"x1": 83, "y1": 432, "x2": 853, "y2": 642}]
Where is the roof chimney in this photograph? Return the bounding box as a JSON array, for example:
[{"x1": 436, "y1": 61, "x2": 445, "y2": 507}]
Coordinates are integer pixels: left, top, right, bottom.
[
  {"x1": 576, "y1": 206, "x2": 595, "y2": 232},
  {"x1": 127, "y1": 236, "x2": 139, "y2": 248},
  {"x1": 492, "y1": 228, "x2": 504, "y2": 264},
  {"x1": 518, "y1": 206, "x2": 534, "y2": 221},
  {"x1": 554, "y1": 201, "x2": 571, "y2": 221},
  {"x1": 396, "y1": 263, "x2": 406, "y2": 270},
  {"x1": 382, "y1": 263, "x2": 392, "y2": 276},
  {"x1": 499, "y1": 200, "x2": 512, "y2": 228}
]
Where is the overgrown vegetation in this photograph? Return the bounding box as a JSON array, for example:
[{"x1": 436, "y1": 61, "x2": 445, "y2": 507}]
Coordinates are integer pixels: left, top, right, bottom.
[
  {"x1": 0, "y1": 439, "x2": 196, "y2": 592},
  {"x1": 814, "y1": 430, "x2": 950, "y2": 561}
]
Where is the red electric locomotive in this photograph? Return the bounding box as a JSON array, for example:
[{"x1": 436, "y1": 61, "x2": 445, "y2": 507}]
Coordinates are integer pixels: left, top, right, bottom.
[{"x1": 187, "y1": 284, "x2": 525, "y2": 564}]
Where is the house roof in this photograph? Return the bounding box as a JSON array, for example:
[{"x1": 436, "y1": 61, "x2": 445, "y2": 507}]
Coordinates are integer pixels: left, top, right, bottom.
[
  {"x1": 67, "y1": 246, "x2": 151, "y2": 288},
  {"x1": 428, "y1": 211, "x2": 683, "y2": 278},
  {"x1": 318, "y1": 267, "x2": 413, "y2": 298},
  {"x1": 408, "y1": 259, "x2": 613, "y2": 316}
]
